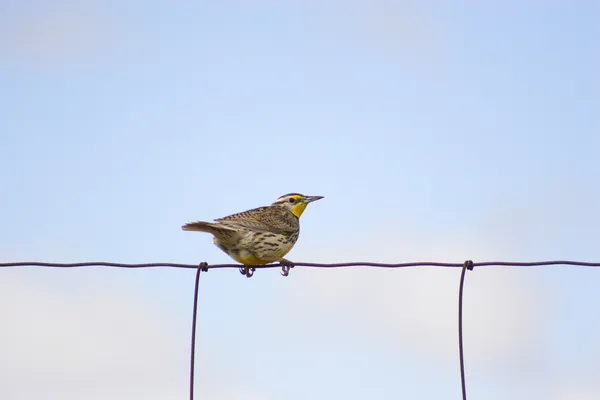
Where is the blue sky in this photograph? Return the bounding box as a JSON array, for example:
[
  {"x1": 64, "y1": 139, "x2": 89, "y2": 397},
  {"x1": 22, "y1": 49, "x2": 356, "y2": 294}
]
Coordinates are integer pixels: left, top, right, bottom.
[{"x1": 1, "y1": 1, "x2": 599, "y2": 399}]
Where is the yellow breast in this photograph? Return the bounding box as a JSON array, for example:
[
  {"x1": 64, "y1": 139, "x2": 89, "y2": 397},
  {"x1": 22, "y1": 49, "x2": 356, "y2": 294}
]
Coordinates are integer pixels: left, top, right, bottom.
[{"x1": 231, "y1": 248, "x2": 292, "y2": 265}]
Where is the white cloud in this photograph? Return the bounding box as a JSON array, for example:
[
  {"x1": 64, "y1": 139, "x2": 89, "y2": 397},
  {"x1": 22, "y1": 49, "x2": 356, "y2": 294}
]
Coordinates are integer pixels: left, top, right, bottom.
[
  {"x1": 0, "y1": 270, "x2": 186, "y2": 399},
  {"x1": 0, "y1": 268, "x2": 265, "y2": 400},
  {"x1": 543, "y1": 378, "x2": 600, "y2": 400},
  {"x1": 0, "y1": 5, "x2": 122, "y2": 65},
  {"x1": 331, "y1": 0, "x2": 444, "y2": 74},
  {"x1": 285, "y1": 226, "x2": 547, "y2": 369}
]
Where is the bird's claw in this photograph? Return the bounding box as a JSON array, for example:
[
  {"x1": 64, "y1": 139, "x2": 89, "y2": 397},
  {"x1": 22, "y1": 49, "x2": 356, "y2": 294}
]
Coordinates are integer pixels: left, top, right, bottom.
[
  {"x1": 280, "y1": 260, "x2": 295, "y2": 277},
  {"x1": 239, "y1": 266, "x2": 255, "y2": 278}
]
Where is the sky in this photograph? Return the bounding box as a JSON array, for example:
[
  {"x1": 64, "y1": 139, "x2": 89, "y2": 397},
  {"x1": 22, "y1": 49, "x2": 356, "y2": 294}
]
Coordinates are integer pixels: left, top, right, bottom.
[{"x1": 1, "y1": 1, "x2": 599, "y2": 399}]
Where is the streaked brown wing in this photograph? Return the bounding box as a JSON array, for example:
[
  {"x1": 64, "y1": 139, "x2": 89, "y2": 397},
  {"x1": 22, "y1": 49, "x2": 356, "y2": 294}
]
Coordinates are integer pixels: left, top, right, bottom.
[{"x1": 215, "y1": 206, "x2": 298, "y2": 234}]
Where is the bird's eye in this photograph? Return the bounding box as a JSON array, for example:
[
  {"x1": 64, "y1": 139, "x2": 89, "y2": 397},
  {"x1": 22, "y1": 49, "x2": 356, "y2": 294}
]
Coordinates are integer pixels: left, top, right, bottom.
[{"x1": 289, "y1": 198, "x2": 295, "y2": 203}]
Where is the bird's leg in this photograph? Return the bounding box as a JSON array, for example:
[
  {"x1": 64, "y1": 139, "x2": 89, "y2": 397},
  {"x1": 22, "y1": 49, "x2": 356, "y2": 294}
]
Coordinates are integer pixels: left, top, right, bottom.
[
  {"x1": 279, "y1": 258, "x2": 295, "y2": 277},
  {"x1": 239, "y1": 265, "x2": 255, "y2": 278}
]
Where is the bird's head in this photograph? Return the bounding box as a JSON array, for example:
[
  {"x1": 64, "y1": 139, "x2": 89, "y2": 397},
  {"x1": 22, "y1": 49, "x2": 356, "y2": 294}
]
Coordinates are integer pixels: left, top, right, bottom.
[{"x1": 272, "y1": 193, "x2": 324, "y2": 218}]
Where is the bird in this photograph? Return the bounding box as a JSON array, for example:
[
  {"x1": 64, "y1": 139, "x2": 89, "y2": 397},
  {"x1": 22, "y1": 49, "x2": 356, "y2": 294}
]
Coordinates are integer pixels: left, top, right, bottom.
[{"x1": 182, "y1": 193, "x2": 323, "y2": 277}]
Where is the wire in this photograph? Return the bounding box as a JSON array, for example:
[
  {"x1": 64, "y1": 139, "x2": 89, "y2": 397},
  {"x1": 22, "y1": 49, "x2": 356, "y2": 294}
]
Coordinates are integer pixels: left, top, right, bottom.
[
  {"x1": 2, "y1": 260, "x2": 600, "y2": 269},
  {"x1": 189, "y1": 263, "x2": 204, "y2": 400},
  {"x1": 458, "y1": 260, "x2": 474, "y2": 400}
]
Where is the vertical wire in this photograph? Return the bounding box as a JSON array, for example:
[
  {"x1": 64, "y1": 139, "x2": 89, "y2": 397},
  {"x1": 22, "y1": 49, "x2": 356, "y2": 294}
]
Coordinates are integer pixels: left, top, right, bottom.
[
  {"x1": 458, "y1": 260, "x2": 472, "y2": 400},
  {"x1": 189, "y1": 264, "x2": 203, "y2": 400}
]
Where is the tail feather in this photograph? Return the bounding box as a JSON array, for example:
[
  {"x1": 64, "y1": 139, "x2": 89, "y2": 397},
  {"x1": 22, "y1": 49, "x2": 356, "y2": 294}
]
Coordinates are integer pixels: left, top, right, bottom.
[
  {"x1": 182, "y1": 221, "x2": 235, "y2": 234},
  {"x1": 182, "y1": 221, "x2": 215, "y2": 232}
]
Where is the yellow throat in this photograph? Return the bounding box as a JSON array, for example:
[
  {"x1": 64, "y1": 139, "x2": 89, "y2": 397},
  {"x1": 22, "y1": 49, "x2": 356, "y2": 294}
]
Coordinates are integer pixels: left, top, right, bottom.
[{"x1": 291, "y1": 202, "x2": 308, "y2": 218}]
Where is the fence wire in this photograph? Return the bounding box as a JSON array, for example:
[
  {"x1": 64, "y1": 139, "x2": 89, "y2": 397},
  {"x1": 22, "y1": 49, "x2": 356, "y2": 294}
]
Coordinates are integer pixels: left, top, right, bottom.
[
  {"x1": 3, "y1": 260, "x2": 600, "y2": 269},
  {"x1": 2, "y1": 259, "x2": 599, "y2": 400}
]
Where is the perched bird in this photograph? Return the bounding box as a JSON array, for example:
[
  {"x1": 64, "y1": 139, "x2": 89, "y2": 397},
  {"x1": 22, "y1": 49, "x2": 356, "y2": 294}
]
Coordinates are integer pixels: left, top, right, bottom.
[{"x1": 182, "y1": 193, "x2": 323, "y2": 277}]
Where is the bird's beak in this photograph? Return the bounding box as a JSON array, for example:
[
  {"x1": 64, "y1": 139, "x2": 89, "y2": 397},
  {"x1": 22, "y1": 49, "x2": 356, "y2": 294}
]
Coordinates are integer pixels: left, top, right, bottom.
[{"x1": 304, "y1": 195, "x2": 324, "y2": 203}]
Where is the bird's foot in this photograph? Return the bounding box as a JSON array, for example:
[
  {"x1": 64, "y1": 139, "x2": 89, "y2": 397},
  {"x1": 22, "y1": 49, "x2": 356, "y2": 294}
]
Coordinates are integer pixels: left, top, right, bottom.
[
  {"x1": 239, "y1": 265, "x2": 255, "y2": 278},
  {"x1": 279, "y1": 259, "x2": 295, "y2": 277}
]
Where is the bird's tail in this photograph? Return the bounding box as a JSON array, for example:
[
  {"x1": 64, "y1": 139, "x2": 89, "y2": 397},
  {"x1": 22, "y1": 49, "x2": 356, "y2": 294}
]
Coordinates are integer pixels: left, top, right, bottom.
[
  {"x1": 182, "y1": 221, "x2": 232, "y2": 234},
  {"x1": 182, "y1": 221, "x2": 217, "y2": 232}
]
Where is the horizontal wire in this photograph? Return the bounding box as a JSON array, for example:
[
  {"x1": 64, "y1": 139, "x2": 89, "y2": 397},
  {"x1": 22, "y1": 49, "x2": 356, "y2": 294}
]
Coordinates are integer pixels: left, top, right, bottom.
[{"x1": 1, "y1": 260, "x2": 600, "y2": 269}]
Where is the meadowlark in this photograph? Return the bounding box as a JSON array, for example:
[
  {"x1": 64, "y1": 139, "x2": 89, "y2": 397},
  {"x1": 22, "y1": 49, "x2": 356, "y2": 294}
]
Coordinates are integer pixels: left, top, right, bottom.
[{"x1": 182, "y1": 193, "x2": 323, "y2": 277}]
